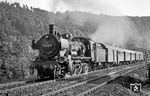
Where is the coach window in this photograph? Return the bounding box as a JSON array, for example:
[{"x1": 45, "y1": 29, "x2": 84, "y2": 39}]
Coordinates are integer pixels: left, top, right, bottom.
[
  {"x1": 93, "y1": 43, "x2": 96, "y2": 50},
  {"x1": 113, "y1": 50, "x2": 115, "y2": 61}
]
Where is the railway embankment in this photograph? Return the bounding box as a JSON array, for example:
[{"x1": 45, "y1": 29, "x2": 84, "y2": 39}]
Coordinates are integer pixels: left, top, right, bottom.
[{"x1": 91, "y1": 63, "x2": 150, "y2": 96}]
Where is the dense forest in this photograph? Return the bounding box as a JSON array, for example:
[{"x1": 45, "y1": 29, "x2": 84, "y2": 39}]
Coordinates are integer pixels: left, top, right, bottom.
[{"x1": 0, "y1": 1, "x2": 150, "y2": 81}]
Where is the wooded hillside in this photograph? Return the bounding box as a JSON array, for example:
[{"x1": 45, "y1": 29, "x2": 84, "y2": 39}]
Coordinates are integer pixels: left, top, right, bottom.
[{"x1": 0, "y1": 1, "x2": 150, "y2": 81}]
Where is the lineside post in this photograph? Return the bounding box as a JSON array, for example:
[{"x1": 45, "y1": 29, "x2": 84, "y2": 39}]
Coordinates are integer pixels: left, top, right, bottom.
[{"x1": 147, "y1": 63, "x2": 150, "y2": 84}]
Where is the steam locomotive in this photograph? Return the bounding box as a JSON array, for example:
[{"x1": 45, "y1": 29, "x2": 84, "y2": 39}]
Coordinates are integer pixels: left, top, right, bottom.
[{"x1": 30, "y1": 24, "x2": 144, "y2": 79}]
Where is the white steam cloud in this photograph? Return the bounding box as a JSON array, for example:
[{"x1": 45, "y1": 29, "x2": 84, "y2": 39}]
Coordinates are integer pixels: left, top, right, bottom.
[{"x1": 90, "y1": 17, "x2": 138, "y2": 47}]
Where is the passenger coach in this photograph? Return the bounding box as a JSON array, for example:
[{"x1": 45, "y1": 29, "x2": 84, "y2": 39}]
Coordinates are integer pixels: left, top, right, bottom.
[{"x1": 88, "y1": 39, "x2": 143, "y2": 68}]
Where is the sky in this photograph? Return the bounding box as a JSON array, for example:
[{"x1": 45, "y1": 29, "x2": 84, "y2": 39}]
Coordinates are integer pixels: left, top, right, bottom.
[{"x1": 1, "y1": 0, "x2": 150, "y2": 16}]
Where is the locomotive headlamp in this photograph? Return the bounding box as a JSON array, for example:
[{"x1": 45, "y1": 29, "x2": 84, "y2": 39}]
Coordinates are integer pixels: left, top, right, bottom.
[{"x1": 45, "y1": 35, "x2": 49, "y2": 39}]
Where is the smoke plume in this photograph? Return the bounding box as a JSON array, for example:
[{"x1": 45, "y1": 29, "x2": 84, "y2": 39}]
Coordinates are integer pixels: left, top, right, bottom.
[{"x1": 90, "y1": 17, "x2": 138, "y2": 47}]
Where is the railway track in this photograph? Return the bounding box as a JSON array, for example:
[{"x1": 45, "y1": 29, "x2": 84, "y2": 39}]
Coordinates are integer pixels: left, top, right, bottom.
[
  {"x1": 0, "y1": 62, "x2": 145, "y2": 96},
  {"x1": 0, "y1": 80, "x2": 26, "y2": 90},
  {"x1": 0, "y1": 63, "x2": 132, "y2": 91},
  {"x1": 0, "y1": 78, "x2": 48, "y2": 91},
  {"x1": 42, "y1": 63, "x2": 144, "y2": 96}
]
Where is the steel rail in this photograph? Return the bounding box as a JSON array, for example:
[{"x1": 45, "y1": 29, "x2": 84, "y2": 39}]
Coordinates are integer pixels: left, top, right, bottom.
[{"x1": 42, "y1": 63, "x2": 144, "y2": 96}]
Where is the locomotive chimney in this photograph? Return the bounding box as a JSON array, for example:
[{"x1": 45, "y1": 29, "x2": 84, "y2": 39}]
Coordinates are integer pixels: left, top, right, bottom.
[{"x1": 49, "y1": 24, "x2": 54, "y2": 34}]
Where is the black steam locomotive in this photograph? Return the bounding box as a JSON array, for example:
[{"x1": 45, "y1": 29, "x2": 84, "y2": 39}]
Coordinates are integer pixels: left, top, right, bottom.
[{"x1": 30, "y1": 24, "x2": 144, "y2": 79}]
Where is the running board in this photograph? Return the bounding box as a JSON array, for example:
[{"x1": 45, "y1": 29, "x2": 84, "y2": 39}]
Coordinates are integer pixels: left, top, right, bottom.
[{"x1": 72, "y1": 57, "x2": 91, "y2": 60}]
